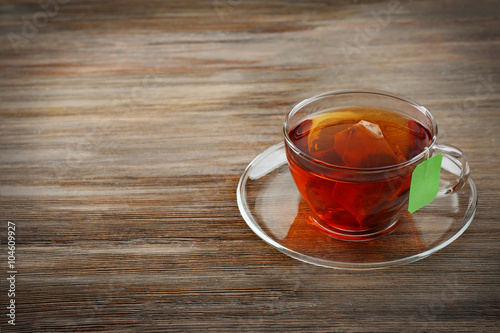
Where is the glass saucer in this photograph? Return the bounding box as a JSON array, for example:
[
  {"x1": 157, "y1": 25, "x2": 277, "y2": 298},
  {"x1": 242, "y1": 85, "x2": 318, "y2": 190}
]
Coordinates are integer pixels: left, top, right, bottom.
[{"x1": 237, "y1": 142, "x2": 478, "y2": 270}]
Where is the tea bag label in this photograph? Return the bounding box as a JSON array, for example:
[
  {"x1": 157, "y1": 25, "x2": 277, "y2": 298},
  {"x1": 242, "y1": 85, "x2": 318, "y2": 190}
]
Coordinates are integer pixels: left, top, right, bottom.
[{"x1": 408, "y1": 153, "x2": 443, "y2": 213}]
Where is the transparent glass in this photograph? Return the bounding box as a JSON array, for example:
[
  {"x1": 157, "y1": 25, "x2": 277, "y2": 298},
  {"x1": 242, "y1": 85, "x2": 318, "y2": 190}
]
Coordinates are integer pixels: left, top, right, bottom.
[
  {"x1": 237, "y1": 90, "x2": 477, "y2": 269},
  {"x1": 283, "y1": 90, "x2": 469, "y2": 240},
  {"x1": 237, "y1": 143, "x2": 477, "y2": 270}
]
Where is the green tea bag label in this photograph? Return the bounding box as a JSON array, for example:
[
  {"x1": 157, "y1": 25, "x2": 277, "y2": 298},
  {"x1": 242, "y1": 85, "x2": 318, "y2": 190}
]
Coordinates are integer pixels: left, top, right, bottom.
[{"x1": 408, "y1": 153, "x2": 443, "y2": 214}]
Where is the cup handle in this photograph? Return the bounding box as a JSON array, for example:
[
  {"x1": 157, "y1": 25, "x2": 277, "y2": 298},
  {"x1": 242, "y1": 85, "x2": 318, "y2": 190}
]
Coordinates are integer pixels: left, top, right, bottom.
[{"x1": 433, "y1": 144, "x2": 470, "y2": 196}]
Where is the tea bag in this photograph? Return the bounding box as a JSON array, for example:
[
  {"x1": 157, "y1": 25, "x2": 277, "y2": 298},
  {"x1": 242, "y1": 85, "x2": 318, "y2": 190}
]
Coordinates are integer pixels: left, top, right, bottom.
[{"x1": 334, "y1": 120, "x2": 405, "y2": 168}]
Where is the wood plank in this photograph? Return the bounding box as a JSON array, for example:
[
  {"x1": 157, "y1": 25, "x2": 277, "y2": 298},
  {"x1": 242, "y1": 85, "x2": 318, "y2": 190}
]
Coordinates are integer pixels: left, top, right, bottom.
[{"x1": 1, "y1": 0, "x2": 499, "y2": 331}]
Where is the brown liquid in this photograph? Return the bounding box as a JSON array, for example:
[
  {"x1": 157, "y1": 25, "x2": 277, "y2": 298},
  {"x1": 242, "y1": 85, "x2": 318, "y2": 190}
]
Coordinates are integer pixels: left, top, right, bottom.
[{"x1": 286, "y1": 107, "x2": 432, "y2": 233}]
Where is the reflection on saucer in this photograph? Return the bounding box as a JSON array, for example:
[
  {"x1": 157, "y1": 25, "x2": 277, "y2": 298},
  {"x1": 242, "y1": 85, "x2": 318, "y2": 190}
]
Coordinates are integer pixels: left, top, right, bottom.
[
  {"x1": 256, "y1": 171, "x2": 300, "y2": 240},
  {"x1": 412, "y1": 191, "x2": 459, "y2": 247},
  {"x1": 281, "y1": 200, "x2": 431, "y2": 264}
]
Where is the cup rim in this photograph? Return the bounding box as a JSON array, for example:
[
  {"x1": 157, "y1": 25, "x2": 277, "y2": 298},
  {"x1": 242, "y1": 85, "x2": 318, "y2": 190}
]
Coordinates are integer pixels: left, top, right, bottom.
[{"x1": 283, "y1": 89, "x2": 438, "y2": 174}]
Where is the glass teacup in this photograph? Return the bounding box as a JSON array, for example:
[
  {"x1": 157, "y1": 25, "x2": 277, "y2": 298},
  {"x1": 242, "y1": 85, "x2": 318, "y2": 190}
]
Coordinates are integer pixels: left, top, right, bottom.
[{"x1": 284, "y1": 90, "x2": 469, "y2": 241}]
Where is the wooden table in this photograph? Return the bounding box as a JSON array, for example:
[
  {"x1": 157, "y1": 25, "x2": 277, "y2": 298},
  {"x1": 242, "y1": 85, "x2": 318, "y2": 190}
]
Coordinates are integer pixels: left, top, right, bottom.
[{"x1": 1, "y1": 0, "x2": 499, "y2": 331}]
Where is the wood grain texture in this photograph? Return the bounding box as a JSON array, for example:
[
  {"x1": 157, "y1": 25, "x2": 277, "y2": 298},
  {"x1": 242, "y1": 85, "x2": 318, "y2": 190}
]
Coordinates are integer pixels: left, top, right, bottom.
[{"x1": 0, "y1": 0, "x2": 499, "y2": 331}]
